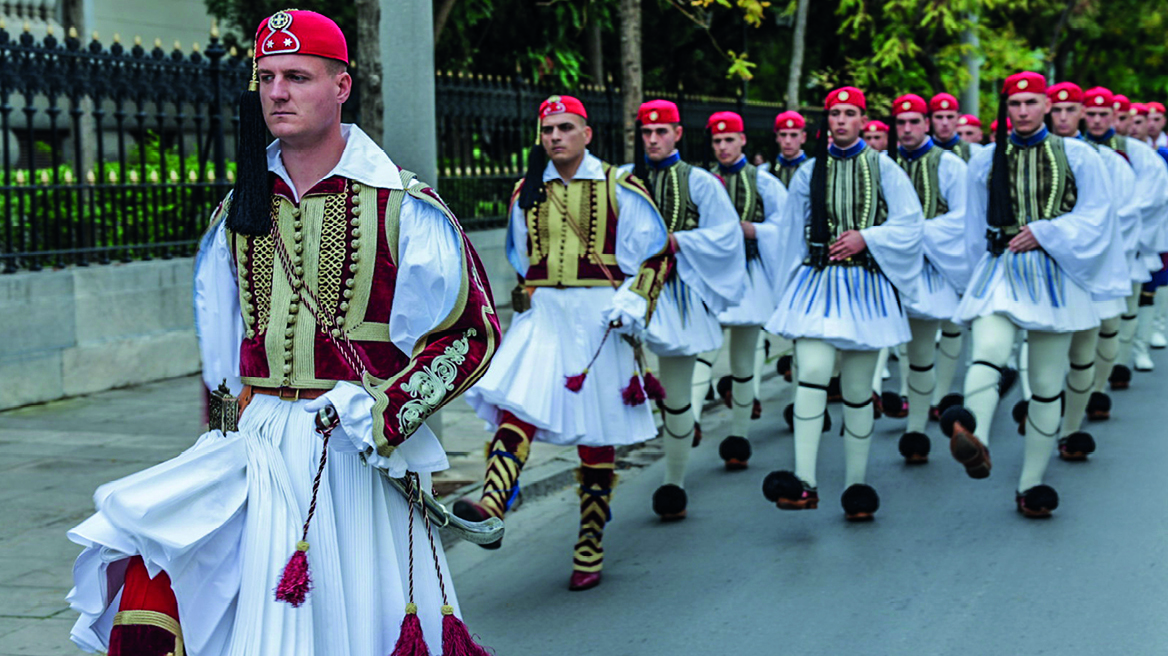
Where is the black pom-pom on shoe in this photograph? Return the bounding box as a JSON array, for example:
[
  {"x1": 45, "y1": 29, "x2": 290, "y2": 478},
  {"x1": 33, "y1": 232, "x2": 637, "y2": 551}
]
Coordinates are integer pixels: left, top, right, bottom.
[
  {"x1": 881, "y1": 391, "x2": 908, "y2": 419},
  {"x1": 1109, "y1": 364, "x2": 1131, "y2": 390},
  {"x1": 763, "y1": 470, "x2": 818, "y2": 509},
  {"x1": 841, "y1": 484, "x2": 880, "y2": 521},
  {"x1": 1086, "y1": 391, "x2": 1111, "y2": 421},
  {"x1": 719, "y1": 435, "x2": 752, "y2": 470},
  {"x1": 1016, "y1": 485, "x2": 1059, "y2": 518},
  {"x1": 652, "y1": 484, "x2": 688, "y2": 520},
  {"x1": 998, "y1": 366, "x2": 1019, "y2": 397},
  {"x1": 1012, "y1": 399, "x2": 1028, "y2": 435},
  {"x1": 777, "y1": 354, "x2": 793, "y2": 382},
  {"x1": 940, "y1": 406, "x2": 977, "y2": 439},
  {"x1": 898, "y1": 431, "x2": 931, "y2": 464},
  {"x1": 937, "y1": 393, "x2": 964, "y2": 416},
  {"x1": 1058, "y1": 432, "x2": 1096, "y2": 461},
  {"x1": 716, "y1": 375, "x2": 733, "y2": 408}
]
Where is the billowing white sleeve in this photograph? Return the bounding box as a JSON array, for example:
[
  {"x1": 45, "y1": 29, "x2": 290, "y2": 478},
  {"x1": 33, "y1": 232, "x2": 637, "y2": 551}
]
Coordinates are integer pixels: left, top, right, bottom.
[
  {"x1": 755, "y1": 167, "x2": 790, "y2": 286},
  {"x1": 861, "y1": 156, "x2": 924, "y2": 303},
  {"x1": 601, "y1": 184, "x2": 669, "y2": 331},
  {"x1": 1099, "y1": 146, "x2": 1145, "y2": 289},
  {"x1": 774, "y1": 162, "x2": 814, "y2": 290},
  {"x1": 672, "y1": 167, "x2": 746, "y2": 313},
  {"x1": 324, "y1": 196, "x2": 462, "y2": 476},
  {"x1": 1124, "y1": 139, "x2": 1168, "y2": 258},
  {"x1": 504, "y1": 198, "x2": 530, "y2": 276},
  {"x1": 194, "y1": 219, "x2": 243, "y2": 395},
  {"x1": 1027, "y1": 140, "x2": 1120, "y2": 297},
  {"x1": 963, "y1": 146, "x2": 994, "y2": 273},
  {"x1": 926, "y1": 152, "x2": 973, "y2": 293}
]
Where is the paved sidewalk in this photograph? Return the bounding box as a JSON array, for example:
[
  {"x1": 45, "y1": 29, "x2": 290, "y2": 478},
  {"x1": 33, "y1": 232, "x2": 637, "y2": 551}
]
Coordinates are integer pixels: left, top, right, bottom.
[{"x1": 0, "y1": 334, "x2": 792, "y2": 655}]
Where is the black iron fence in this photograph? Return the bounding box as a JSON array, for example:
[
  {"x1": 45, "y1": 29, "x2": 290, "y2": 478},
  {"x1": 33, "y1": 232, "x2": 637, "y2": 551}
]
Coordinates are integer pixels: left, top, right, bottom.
[
  {"x1": 436, "y1": 71, "x2": 816, "y2": 230},
  {"x1": 0, "y1": 24, "x2": 259, "y2": 272}
]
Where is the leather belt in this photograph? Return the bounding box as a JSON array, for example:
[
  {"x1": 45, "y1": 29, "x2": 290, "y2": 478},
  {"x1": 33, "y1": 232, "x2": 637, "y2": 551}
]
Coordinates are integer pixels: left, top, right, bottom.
[{"x1": 249, "y1": 386, "x2": 330, "y2": 401}]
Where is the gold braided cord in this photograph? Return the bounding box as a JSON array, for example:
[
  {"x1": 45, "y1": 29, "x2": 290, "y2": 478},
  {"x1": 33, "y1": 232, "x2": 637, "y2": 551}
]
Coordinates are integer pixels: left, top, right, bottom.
[
  {"x1": 315, "y1": 190, "x2": 350, "y2": 318},
  {"x1": 112, "y1": 610, "x2": 184, "y2": 656}
]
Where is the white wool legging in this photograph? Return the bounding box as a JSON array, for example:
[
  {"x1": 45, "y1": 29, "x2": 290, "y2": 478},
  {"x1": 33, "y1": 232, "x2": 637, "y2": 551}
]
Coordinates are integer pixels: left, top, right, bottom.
[
  {"x1": 1061, "y1": 326, "x2": 1099, "y2": 436},
  {"x1": 963, "y1": 314, "x2": 1071, "y2": 492},
  {"x1": 658, "y1": 354, "x2": 697, "y2": 487},
  {"x1": 792, "y1": 339, "x2": 879, "y2": 489},
  {"x1": 904, "y1": 318, "x2": 940, "y2": 433}
]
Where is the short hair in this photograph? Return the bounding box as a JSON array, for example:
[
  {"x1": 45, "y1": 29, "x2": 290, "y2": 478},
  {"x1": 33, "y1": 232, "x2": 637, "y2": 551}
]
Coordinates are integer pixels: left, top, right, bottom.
[{"x1": 323, "y1": 58, "x2": 348, "y2": 76}]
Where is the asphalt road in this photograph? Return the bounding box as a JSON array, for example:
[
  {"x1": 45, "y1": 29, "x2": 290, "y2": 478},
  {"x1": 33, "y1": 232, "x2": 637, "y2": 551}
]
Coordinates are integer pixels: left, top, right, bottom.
[{"x1": 446, "y1": 354, "x2": 1168, "y2": 656}]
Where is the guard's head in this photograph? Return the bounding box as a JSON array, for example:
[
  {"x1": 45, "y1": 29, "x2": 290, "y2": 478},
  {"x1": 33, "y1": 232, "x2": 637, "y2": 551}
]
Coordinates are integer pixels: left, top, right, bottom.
[
  {"x1": 1046, "y1": 82, "x2": 1084, "y2": 138},
  {"x1": 1082, "y1": 88, "x2": 1115, "y2": 138},
  {"x1": 773, "y1": 111, "x2": 807, "y2": 159},
  {"x1": 1003, "y1": 72, "x2": 1049, "y2": 136},
  {"x1": 1113, "y1": 95, "x2": 1133, "y2": 135},
  {"x1": 1147, "y1": 102, "x2": 1166, "y2": 138},
  {"x1": 892, "y1": 95, "x2": 929, "y2": 151},
  {"x1": 639, "y1": 100, "x2": 682, "y2": 162},
  {"x1": 929, "y1": 93, "x2": 960, "y2": 141},
  {"x1": 825, "y1": 87, "x2": 867, "y2": 149},
  {"x1": 708, "y1": 112, "x2": 746, "y2": 166},
  {"x1": 254, "y1": 10, "x2": 351, "y2": 147},
  {"x1": 539, "y1": 96, "x2": 591, "y2": 166},
  {"x1": 862, "y1": 120, "x2": 889, "y2": 152},
  {"x1": 1131, "y1": 103, "x2": 1149, "y2": 139},
  {"x1": 957, "y1": 115, "x2": 983, "y2": 144}
]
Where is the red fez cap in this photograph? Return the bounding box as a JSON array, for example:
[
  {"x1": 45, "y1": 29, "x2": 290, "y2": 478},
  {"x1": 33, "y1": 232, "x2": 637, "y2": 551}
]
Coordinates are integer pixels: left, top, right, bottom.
[
  {"x1": 1113, "y1": 94, "x2": 1131, "y2": 113},
  {"x1": 1148, "y1": 102, "x2": 1166, "y2": 114},
  {"x1": 825, "y1": 87, "x2": 867, "y2": 112},
  {"x1": 1083, "y1": 87, "x2": 1114, "y2": 110},
  {"x1": 639, "y1": 100, "x2": 680, "y2": 125},
  {"x1": 1003, "y1": 72, "x2": 1046, "y2": 97},
  {"x1": 929, "y1": 93, "x2": 959, "y2": 113},
  {"x1": 707, "y1": 111, "x2": 744, "y2": 134},
  {"x1": 958, "y1": 114, "x2": 982, "y2": 128},
  {"x1": 255, "y1": 10, "x2": 348, "y2": 64},
  {"x1": 1046, "y1": 82, "x2": 1083, "y2": 104},
  {"x1": 863, "y1": 120, "x2": 890, "y2": 133},
  {"x1": 990, "y1": 118, "x2": 1013, "y2": 132},
  {"x1": 539, "y1": 95, "x2": 587, "y2": 120},
  {"x1": 774, "y1": 111, "x2": 806, "y2": 131},
  {"x1": 892, "y1": 94, "x2": 928, "y2": 117},
  {"x1": 1132, "y1": 103, "x2": 1149, "y2": 116}
]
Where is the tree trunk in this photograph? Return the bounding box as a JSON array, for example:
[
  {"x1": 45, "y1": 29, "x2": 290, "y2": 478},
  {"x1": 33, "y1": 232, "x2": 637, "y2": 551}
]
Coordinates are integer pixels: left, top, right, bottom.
[
  {"x1": 1046, "y1": 0, "x2": 1076, "y2": 78},
  {"x1": 434, "y1": 0, "x2": 459, "y2": 44},
  {"x1": 620, "y1": 0, "x2": 642, "y2": 163},
  {"x1": 587, "y1": 2, "x2": 604, "y2": 84},
  {"x1": 784, "y1": 0, "x2": 809, "y2": 110},
  {"x1": 60, "y1": 0, "x2": 83, "y2": 32},
  {"x1": 960, "y1": 11, "x2": 980, "y2": 118},
  {"x1": 356, "y1": 0, "x2": 384, "y2": 145}
]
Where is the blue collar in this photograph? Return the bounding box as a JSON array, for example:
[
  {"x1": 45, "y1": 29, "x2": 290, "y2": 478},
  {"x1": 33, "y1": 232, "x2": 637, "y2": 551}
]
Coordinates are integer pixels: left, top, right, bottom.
[
  {"x1": 718, "y1": 156, "x2": 748, "y2": 175},
  {"x1": 1009, "y1": 126, "x2": 1050, "y2": 148},
  {"x1": 898, "y1": 137, "x2": 935, "y2": 162},
  {"x1": 937, "y1": 134, "x2": 962, "y2": 150},
  {"x1": 1085, "y1": 128, "x2": 1116, "y2": 144},
  {"x1": 778, "y1": 152, "x2": 807, "y2": 167},
  {"x1": 828, "y1": 139, "x2": 867, "y2": 159},
  {"x1": 645, "y1": 151, "x2": 681, "y2": 170}
]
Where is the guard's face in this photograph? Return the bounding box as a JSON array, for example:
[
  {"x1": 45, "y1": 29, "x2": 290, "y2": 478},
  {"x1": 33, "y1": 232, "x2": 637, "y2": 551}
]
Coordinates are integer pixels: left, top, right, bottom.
[
  {"x1": 1149, "y1": 111, "x2": 1165, "y2": 137},
  {"x1": 895, "y1": 112, "x2": 929, "y2": 150},
  {"x1": 641, "y1": 123, "x2": 683, "y2": 161},
  {"x1": 1116, "y1": 112, "x2": 1132, "y2": 136},
  {"x1": 711, "y1": 132, "x2": 746, "y2": 165},
  {"x1": 1132, "y1": 114, "x2": 1148, "y2": 139},
  {"x1": 1049, "y1": 102, "x2": 1082, "y2": 138},
  {"x1": 775, "y1": 128, "x2": 806, "y2": 158},
  {"x1": 1083, "y1": 107, "x2": 1113, "y2": 137},
  {"x1": 862, "y1": 130, "x2": 888, "y2": 152},
  {"x1": 540, "y1": 114, "x2": 592, "y2": 165},
  {"x1": 829, "y1": 104, "x2": 865, "y2": 148},
  {"x1": 931, "y1": 110, "x2": 959, "y2": 140},
  {"x1": 1006, "y1": 92, "x2": 1050, "y2": 135},
  {"x1": 258, "y1": 54, "x2": 351, "y2": 146},
  {"x1": 957, "y1": 125, "x2": 982, "y2": 143}
]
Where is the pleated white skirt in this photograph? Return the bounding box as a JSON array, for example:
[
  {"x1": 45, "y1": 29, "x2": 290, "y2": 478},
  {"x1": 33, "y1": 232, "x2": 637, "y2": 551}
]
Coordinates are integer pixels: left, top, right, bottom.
[
  {"x1": 766, "y1": 263, "x2": 911, "y2": 351},
  {"x1": 717, "y1": 256, "x2": 777, "y2": 326},
  {"x1": 905, "y1": 259, "x2": 961, "y2": 321},
  {"x1": 465, "y1": 286, "x2": 658, "y2": 447},
  {"x1": 645, "y1": 276, "x2": 724, "y2": 356},
  {"x1": 67, "y1": 395, "x2": 456, "y2": 656},
  {"x1": 956, "y1": 250, "x2": 1099, "y2": 332}
]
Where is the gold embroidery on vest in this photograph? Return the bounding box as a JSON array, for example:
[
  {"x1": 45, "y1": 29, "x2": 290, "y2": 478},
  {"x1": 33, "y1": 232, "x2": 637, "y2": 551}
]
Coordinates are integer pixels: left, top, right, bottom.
[
  {"x1": 397, "y1": 327, "x2": 476, "y2": 435},
  {"x1": 315, "y1": 188, "x2": 350, "y2": 321}
]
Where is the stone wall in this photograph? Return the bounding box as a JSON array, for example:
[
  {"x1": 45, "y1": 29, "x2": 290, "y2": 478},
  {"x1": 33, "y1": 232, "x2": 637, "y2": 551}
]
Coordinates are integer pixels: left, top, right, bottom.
[{"x1": 0, "y1": 227, "x2": 514, "y2": 411}]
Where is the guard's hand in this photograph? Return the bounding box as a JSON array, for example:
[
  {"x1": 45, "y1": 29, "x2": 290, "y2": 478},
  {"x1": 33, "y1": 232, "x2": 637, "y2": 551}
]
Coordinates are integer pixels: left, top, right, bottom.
[
  {"x1": 829, "y1": 230, "x2": 867, "y2": 261},
  {"x1": 303, "y1": 397, "x2": 362, "y2": 453},
  {"x1": 740, "y1": 221, "x2": 757, "y2": 239},
  {"x1": 1008, "y1": 226, "x2": 1040, "y2": 253}
]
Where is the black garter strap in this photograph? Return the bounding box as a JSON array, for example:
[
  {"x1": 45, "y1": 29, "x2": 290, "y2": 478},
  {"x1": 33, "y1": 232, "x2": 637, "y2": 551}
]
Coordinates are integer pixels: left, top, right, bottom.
[
  {"x1": 909, "y1": 363, "x2": 935, "y2": 372},
  {"x1": 662, "y1": 403, "x2": 693, "y2": 415},
  {"x1": 798, "y1": 381, "x2": 830, "y2": 391},
  {"x1": 1121, "y1": 314, "x2": 1137, "y2": 320},
  {"x1": 731, "y1": 375, "x2": 754, "y2": 383},
  {"x1": 842, "y1": 396, "x2": 873, "y2": 409},
  {"x1": 941, "y1": 331, "x2": 963, "y2": 338},
  {"x1": 1098, "y1": 330, "x2": 1119, "y2": 338},
  {"x1": 1069, "y1": 361, "x2": 1094, "y2": 370},
  {"x1": 970, "y1": 360, "x2": 1003, "y2": 373},
  {"x1": 696, "y1": 357, "x2": 714, "y2": 367},
  {"x1": 1030, "y1": 391, "x2": 1064, "y2": 404}
]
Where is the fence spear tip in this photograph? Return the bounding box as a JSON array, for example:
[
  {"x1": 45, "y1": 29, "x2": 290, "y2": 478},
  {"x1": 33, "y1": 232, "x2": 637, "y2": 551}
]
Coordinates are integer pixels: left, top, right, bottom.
[{"x1": 69, "y1": 26, "x2": 78, "y2": 39}]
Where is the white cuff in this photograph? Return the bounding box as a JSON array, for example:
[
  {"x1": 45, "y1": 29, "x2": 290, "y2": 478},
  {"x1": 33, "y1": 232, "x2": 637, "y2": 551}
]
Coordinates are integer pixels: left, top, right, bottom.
[{"x1": 602, "y1": 281, "x2": 649, "y2": 334}]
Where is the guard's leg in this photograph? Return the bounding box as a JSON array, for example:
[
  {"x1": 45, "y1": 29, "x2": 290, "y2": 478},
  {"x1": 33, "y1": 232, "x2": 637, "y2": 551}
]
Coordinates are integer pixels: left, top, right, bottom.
[
  {"x1": 570, "y1": 446, "x2": 616, "y2": 591},
  {"x1": 454, "y1": 411, "x2": 536, "y2": 548},
  {"x1": 1017, "y1": 330, "x2": 1073, "y2": 517},
  {"x1": 721, "y1": 325, "x2": 761, "y2": 468},
  {"x1": 932, "y1": 321, "x2": 965, "y2": 409},
  {"x1": 1089, "y1": 316, "x2": 1120, "y2": 419},
  {"x1": 1059, "y1": 328, "x2": 1098, "y2": 455},
  {"x1": 658, "y1": 355, "x2": 698, "y2": 487},
  {"x1": 751, "y1": 331, "x2": 769, "y2": 418},
  {"x1": 839, "y1": 349, "x2": 882, "y2": 520},
  {"x1": 109, "y1": 556, "x2": 183, "y2": 656},
  {"x1": 1153, "y1": 284, "x2": 1168, "y2": 348},
  {"x1": 691, "y1": 345, "x2": 721, "y2": 426},
  {"x1": 943, "y1": 314, "x2": 1016, "y2": 479},
  {"x1": 1134, "y1": 286, "x2": 1156, "y2": 372},
  {"x1": 1112, "y1": 284, "x2": 1139, "y2": 388},
  {"x1": 898, "y1": 319, "x2": 939, "y2": 463}
]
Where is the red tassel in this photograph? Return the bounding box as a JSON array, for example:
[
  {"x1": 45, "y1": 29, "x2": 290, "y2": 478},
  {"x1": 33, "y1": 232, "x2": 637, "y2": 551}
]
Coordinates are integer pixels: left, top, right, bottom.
[
  {"x1": 441, "y1": 605, "x2": 491, "y2": 656},
  {"x1": 390, "y1": 605, "x2": 430, "y2": 656},
  {"x1": 274, "y1": 541, "x2": 312, "y2": 607},
  {"x1": 565, "y1": 369, "x2": 588, "y2": 392},
  {"x1": 643, "y1": 371, "x2": 666, "y2": 402},
  {"x1": 622, "y1": 374, "x2": 647, "y2": 406}
]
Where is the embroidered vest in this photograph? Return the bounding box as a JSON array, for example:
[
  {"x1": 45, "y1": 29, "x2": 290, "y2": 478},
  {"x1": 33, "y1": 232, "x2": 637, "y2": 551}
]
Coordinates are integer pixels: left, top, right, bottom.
[
  {"x1": 895, "y1": 146, "x2": 950, "y2": 220},
  {"x1": 940, "y1": 138, "x2": 973, "y2": 163},
  {"x1": 805, "y1": 147, "x2": 888, "y2": 269},
  {"x1": 772, "y1": 162, "x2": 801, "y2": 188},
  {"x1": 995, "y1": 135, "x2": 1077, "y2": 229},
  {"x1": 230, "y1": 176, "x2": 407, "y2": 389},
  {"x1": 712, "y1": 162, "x2": 765, "y2": 224},
  {"x1": 645, "y1": 160, "x2": 701, "y2": 233},
  {"x1": 516, "y1": 163, "x2": 654, "y2": 288}
]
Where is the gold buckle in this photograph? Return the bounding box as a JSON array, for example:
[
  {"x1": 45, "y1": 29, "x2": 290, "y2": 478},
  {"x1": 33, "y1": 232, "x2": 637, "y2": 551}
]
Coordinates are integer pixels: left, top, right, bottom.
[{"x1": 279, "y1": 387, "x2": 301, "y2": 401}]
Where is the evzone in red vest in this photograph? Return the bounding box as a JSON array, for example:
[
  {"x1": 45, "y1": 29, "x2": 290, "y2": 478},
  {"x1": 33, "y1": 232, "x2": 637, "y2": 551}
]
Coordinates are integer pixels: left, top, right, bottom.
[
  {"x1": 462, "y1": 94, "x2": 671, "y2": 591},
  {"x1": 67, "y1": 11, "x2": 499, "y2": 655}
]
